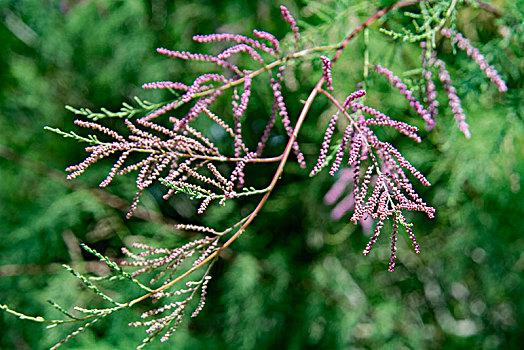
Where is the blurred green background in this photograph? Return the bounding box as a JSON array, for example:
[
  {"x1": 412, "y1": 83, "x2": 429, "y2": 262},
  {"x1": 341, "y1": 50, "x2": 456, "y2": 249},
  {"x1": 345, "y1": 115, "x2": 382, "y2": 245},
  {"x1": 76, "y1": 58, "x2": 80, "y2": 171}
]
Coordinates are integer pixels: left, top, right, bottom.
[{"x1": 0, "y1": 0, "x2": 522, "y2": 349}]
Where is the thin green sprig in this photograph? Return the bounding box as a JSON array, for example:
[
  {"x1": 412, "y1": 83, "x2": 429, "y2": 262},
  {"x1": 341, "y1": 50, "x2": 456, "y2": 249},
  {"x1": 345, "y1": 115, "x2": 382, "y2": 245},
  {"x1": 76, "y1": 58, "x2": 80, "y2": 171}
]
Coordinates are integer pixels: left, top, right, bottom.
[
  {"x1": 43, "y1": 127, "x2": 109, "y2": 146},
  {"x1": 65, "y1": 96, "x2": 167, "y2": 121}
]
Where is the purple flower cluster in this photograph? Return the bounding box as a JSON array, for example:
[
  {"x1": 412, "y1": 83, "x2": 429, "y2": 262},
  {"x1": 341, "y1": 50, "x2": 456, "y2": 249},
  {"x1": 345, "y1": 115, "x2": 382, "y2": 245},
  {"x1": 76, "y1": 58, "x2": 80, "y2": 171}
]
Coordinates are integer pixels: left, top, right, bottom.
[
  {"x1": 310, "y1": 90, "x2": 369, "y2": 177},
  {"x1": 311, "y1": 82, "x2": 433, "y2": 268},
  {"x1": 65, "y1": 4, "x2": 315, "y2": 225},
  {"x1": 39, "y1": 7, "x2": 518, "y2": 349},
  {"x1": 153, "y1": 13, "x2": 305, "y2": 169},
  {"x1": 65, "y1": 97, "x2": 249, "y2": 218},
  {"x1": 374, "y1": 64, "x2": 434, "y2": 128},
  {"x1": 441, "y1": 28, "x2": 507, "y2": 92}
]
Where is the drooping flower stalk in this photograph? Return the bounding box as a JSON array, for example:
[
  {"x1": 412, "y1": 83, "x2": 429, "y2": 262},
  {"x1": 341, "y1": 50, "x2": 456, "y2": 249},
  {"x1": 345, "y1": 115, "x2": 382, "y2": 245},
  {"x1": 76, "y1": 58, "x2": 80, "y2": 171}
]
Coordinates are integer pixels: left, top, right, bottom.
[
  {"x1": 430, "y1": 55, "x2": 471, "y2": 138},
  {"x1": 310, "y1": 112, "x2": 339, "y2": 176},
  {"x1": 280, "y1": 5, "x2": 300, "y2": 41},
  {"x1": 420, "y1": 42, "x2": 439, "y2": 125},
  {"x1": 441, "y1": 28, "x2": 507, "y2": 92},
  {"x1": 374, "y1": 64, "x2": 434, "y2": 128},
  {"x1": 320, "y1": 55, "x2": 334, "y2": 91}
]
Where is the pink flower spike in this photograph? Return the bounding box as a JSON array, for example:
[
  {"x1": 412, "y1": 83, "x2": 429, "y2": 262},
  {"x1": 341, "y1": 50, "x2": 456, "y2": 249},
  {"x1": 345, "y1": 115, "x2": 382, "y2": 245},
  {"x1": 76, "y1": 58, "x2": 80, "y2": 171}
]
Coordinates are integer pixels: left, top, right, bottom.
[
  {"x1": 363, "y1": 219, "x2": 384, "y2": 256},
  {"x1": 388, "y1": 220, "x2": 398, "y2": 272},
  {"x1": 441, "y1": 28, "x2": 507, "y2": 92},
  {"x1": 232, "y1": 75, "x2": 252, "y2": 157},
  {"x1": 420, "y1": 42, "x2": 438, "y2": 128},
  {"x1": 342, "y1": 90, "x2": 366, "y2": 108},
  {"x1": 193, "y1": 33, "x2": 275, "y2": 56},
  {"x1": 374, "y1": 64, "x2": 433, "y2": 127},
  {"x1": 320, "y1": 56, "x2": 334, "y2": 91},
  {"x1": 218, "y1": 44, "x2": 264, "y2": 65},
  {"x1": 329, "y1": 125, "x2": 352, "y2": 176},
  {"x1": 256, "y1": 73, "x2": 282, "y2": 157},
  {"x1": 406, "y1": 226, "x2": 421, "y2": 254},
  {"x1": 310, "y1": 113, "x2": 339, "y2": 176},
  {"x1": 253, "y1": 29, "x2": 280, "y2": 54},
  {"x1": 352, "y1": 102, "x2": 421, "y2": 142},
  {"x1": 280, "y1": 5, "x2": 300, "y2": 41},
  {"x1": 430, "y1": 57, "x2": 471, "y2": 138},
  {"x1": 142, "y1": 81, "x2": 189, "y2": 91},
  {"x1": 156, "y1": 47, "x2": 238, "y2": 72},
  {"x1": 271, "y1": 68, "x2": 306, "y2": 168},
  {"x1": 230, "y1": 152, "x2": 257, "y2": 188}
]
